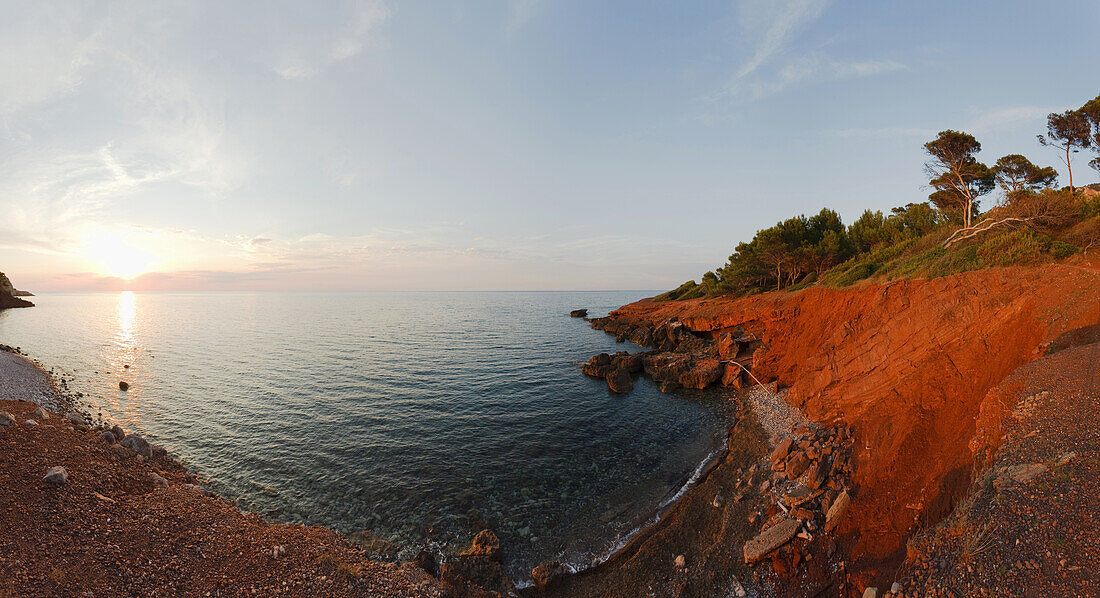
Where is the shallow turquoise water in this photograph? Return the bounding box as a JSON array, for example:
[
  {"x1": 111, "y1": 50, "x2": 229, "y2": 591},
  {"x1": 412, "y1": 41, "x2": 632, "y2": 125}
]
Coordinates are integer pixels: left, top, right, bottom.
[{"x1": 0, "y1": 291, "x2": 731, "y2": 581}]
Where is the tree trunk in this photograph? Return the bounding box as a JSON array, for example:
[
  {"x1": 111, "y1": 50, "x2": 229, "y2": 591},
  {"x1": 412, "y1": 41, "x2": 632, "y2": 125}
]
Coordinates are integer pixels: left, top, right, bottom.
[{"x1": 1067, "y1": 146, "x2": 1074, "y2": 193}]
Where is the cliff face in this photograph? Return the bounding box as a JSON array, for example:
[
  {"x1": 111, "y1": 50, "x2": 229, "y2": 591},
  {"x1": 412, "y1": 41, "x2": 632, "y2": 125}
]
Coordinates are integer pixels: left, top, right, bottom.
[
  {"x1": 0, "y1": 272, "x2": 33, "y2": 308},
  {"x1": 605, "y1": 258, "x2": 1100, "y2": 586}
]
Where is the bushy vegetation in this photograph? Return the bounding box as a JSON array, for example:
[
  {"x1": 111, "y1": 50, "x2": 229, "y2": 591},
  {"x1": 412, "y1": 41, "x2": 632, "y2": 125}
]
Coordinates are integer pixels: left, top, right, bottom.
[{"x1": 664, "y1": 92, "x2": 1100, "y2": 301}]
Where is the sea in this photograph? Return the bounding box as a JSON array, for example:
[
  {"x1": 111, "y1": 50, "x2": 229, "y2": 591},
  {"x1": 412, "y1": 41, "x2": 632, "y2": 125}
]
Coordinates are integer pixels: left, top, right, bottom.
[{"x1": 0, "y1": 291, "x2": 733, "y2": 583}]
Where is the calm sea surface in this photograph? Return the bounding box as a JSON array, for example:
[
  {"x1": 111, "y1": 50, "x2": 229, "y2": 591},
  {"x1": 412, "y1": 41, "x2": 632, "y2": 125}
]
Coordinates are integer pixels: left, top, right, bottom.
[{"x1": 0, "y1": 291, "x2": 732, "y2": 581}]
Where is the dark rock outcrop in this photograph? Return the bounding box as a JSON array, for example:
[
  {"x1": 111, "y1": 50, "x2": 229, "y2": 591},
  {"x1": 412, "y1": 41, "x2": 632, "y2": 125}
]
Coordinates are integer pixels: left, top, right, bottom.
[
  {"x1": 569, "y1": 309, "x2": 588, "y2": 318},
  {"x1": 531, "y1": 560, "x2": 567, "y2": 591},
  {"x1": 439, "y1": 529, "x2": 515, "y2": 596},
  {"x1": 0, "y1": 272, "x2": 33, "y2": 309},
  {"x1": 605, "y1": 368, "x2": 633, "y2": 393}
]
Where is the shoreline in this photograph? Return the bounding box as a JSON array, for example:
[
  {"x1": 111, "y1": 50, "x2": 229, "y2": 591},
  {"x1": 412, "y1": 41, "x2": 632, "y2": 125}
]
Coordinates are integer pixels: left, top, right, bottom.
[
  {"x1": 0, "y1": 345, "x2": 449, "y2": 597},
  {"x1": 1, "y1": 330, "x2": 741, "y2": 596}
]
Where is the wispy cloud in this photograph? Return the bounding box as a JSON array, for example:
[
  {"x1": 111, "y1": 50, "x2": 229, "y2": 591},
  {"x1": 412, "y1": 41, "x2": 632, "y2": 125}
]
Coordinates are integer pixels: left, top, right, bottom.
[
  {"x1": 272, "y1": 0, "x2": 390, "y2": 79},
  {"x1": 708, "y1": 0, "x2": 903, "y2": 105},
  {"x1": 735, "y1": 0, "x2": 831, "y2": 78}
]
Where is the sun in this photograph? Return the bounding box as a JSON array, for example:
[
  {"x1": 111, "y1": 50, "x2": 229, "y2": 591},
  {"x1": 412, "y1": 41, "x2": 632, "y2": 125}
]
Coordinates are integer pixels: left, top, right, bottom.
[{"x1": 84, "y1": 232, "x2": 159, "y2": 280}]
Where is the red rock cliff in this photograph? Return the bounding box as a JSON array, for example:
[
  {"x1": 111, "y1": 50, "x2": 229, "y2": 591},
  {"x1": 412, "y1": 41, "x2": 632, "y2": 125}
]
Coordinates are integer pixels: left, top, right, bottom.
[{"x1": 606, "y1": 260, "x2": 1100, "y2": 586}]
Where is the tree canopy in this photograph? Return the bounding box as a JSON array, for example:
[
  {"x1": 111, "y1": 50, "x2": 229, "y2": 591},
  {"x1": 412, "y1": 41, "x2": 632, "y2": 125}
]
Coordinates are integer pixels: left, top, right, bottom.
[{"x1": 924, "y1": 130, "x2": 994, "y2": 228}]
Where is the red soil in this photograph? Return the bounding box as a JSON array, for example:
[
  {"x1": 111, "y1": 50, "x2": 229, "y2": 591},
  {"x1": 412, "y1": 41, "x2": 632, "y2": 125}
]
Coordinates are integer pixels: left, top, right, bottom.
[{"x1": 605, "y1": 260, "x2": 1100, "y2": 589}]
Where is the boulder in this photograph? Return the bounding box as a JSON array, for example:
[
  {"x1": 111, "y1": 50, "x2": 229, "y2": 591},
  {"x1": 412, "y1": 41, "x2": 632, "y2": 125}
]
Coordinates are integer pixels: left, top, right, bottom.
[
  {"x1": 0, "y1": 412, "x2": 13, "y2": 426},
  {"x1": 605, "y1": 368, "x2": 634, "y2": 393},
  {"x1": 720, "y1": 362, "x2": 744, "y2": 389},
  {"x1": 120, "y1": 434, "x2": 153, "y2": 458},
  {"x1": 824, "y1": 490, "x2": 850, "y2": 532},
  {"x1": 149, "y1": 473, "x2": 169, "y2": 488},
  {"x1": 111, "y1": 425, "x2": 126, "y2": 441},
  {"x1": 717, "y1": 332, "x2": 741, "y2": 360},
  {"x1": 43, "y1": 466, "x2": 68, "y2": 485},
  {"x1": 531, "y1": 560, "x2": 568, "y2": 590},
  {"x1": 770, "y1": 438, "x2": 794, "y2": 465},
  {"x1": 785, "y1": 451, "x2": 811, "y2": 478},
  {"x1": 806, "y1": 457, "x2": 829, "y2": 490},
  {"x1": 100, "y1": 431, "x2": 116, "y2": 444},
  {"x1": 569, "y1": 309, "x2": 588, "y2": 318},
  {"x1": 32, "y1": 406, "x2": 49, "y2": 420},
  {"x1": 743, "y1": 518, "x2": 801, "y2": 563},
  {"x1": 66, "y1": 412, "x2": 88, "y2": 427},
  {"x1": 151, "y1": 445, "x2": 168, "y2": 460},
  {"x1": 582, "y1": 353, "x2": 614, "y2": 378},
  {"x1": 679, "y1": 358, "x2": 723, "y2": 389},
  {"x1": 439, "y1": 529, "x2": 514, "y2": 595},
  {"x1": 468, "y1": 529, "x2": 501, "y2": 558}
]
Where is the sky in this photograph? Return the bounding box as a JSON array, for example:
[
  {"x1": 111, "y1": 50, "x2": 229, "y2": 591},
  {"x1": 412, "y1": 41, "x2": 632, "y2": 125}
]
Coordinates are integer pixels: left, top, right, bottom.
[{"x1": 1, "y1": 0, "x2": 1098, "y2": 292}]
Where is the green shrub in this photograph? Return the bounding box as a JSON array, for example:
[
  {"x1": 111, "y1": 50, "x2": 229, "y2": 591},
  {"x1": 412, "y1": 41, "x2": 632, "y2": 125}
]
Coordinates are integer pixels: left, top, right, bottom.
[
  {"x1": 976, "y1": 230, "x2": 1041, "y2": 267},
  {"x1": 928, "y1": 244, "x2": 982, "y2": 277},
  {"x1": 1051, "y1": 241, "x2": 1080, "y2": 258},
  {"x1": 836, "y1": 262, "x2": 880, "y2": 286}
]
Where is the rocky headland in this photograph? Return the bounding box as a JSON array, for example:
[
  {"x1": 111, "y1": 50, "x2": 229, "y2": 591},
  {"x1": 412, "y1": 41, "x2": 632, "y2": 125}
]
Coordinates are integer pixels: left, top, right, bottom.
[
  {"x1": 544, "y1": 252, "x2": 1100, "y2": 597},
  {"x1": 0, "y1": 272, "x2": 33, "y2": 309}
]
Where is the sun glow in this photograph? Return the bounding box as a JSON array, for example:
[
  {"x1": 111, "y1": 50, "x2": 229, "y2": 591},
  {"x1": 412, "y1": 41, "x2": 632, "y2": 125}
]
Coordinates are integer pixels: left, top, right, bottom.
[{"x1": 84, "y1": 232, "x2": 159, "y2": 280}]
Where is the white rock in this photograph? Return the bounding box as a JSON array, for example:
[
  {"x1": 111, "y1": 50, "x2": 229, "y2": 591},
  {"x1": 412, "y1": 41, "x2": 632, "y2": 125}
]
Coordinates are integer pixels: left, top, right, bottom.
[
  {"x1": 25, "y1": 420, "x2": 38, "y2": 426},
  {"x1": 862, "y1": 588, "x2": 878, "y2": 598}
]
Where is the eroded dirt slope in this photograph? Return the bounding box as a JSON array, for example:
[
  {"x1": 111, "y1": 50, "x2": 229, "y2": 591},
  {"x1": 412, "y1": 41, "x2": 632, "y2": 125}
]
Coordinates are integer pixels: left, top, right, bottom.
[{"x1": 605, "y1": 262, "x2": 1100, "y2": 588}]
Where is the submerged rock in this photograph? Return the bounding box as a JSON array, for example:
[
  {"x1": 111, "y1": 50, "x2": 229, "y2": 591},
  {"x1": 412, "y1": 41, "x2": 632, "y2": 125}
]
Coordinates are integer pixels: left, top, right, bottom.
[
  {"x1": 347, "y1": 530, "x2": 401, "y2": 560},
  {"x1": 118, "y1": 381, "x2": 130, "y2": 391}
]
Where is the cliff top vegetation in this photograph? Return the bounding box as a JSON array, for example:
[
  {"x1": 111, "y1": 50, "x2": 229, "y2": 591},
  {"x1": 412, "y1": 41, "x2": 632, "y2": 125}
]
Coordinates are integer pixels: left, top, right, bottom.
[{"x1": 662, "y1": 93, "x2": 1100, "y2": 301}]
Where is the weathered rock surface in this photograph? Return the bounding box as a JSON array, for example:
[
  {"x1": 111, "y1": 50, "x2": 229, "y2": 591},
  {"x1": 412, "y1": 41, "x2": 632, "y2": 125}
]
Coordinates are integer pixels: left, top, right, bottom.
[
  {"x1": 439, "y1": 529, "x2": 515, "y2": 596},
  {"x1": 121, "y1": 434, "x2": 153, "y2": 458},
  {"x1": 531, "y1": 560, "x2": 567, "y2": 590},
  {"x1": 743, "y1": 518, "x2": 801, "y2": 563},
  {"x1": 43, "y1": 466, "x2": 68, "y2": 485},
  {"x1": 605, "y1": 368, "x2": 633, "y2": 393}
]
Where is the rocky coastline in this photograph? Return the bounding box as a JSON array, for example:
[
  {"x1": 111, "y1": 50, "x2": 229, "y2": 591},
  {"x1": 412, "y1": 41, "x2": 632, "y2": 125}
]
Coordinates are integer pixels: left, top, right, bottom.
[
  {"x1": 3, "y1": 253, "x2": 1097, "y2": 597},
  {"x1": 547, "y1": 254, "x2": 1100, "y2": 597}
]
